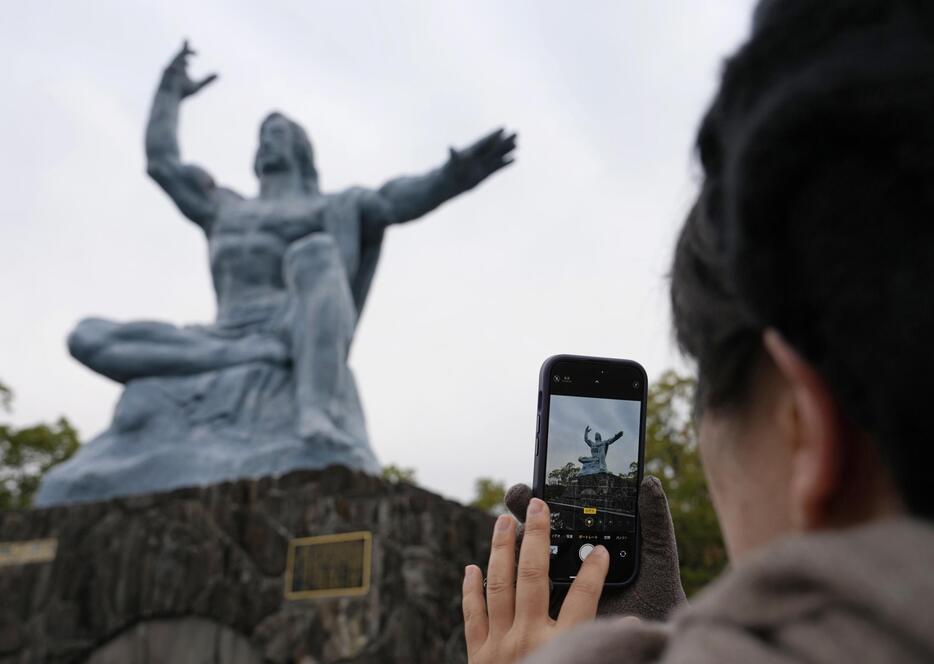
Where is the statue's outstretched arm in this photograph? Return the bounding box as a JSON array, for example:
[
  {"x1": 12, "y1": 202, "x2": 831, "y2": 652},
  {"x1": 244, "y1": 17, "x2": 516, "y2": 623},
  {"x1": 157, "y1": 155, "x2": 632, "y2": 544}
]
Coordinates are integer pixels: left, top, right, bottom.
[
  {"x1": 360, "y1": 128, "x2": 517, "y2": 232},
  {"x1": 145, "y1": 41, "x2": 228, "y2": 230},
  {"x1": 607, "y1": 431, "x2": 624, "y2": 446}
]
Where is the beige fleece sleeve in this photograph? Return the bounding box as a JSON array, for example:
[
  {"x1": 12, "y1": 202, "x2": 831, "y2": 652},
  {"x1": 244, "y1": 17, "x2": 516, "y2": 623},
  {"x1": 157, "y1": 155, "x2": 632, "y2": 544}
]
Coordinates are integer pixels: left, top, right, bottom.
[{"x1": 518, "y1": 619, "x2": 670, "y2": 664}]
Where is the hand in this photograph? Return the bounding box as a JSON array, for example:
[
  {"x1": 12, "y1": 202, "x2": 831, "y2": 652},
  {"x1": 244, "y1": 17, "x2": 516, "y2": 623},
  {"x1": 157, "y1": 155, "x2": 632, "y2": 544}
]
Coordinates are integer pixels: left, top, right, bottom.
[
  {"x1": 585, "y1": 425, "x2": 592, "y2": 435},
  {"x1": 462, "y1": 499, "x2": 609, "y2": 664},
  {"x1": 445, "y1": 128, "x2": 517, "y2": 193},
  {"x1": 504, "y1": 476, "x2": 687, "y2": 621},
  {"x1": 161, "y1": 40, "x2": 218, "y2": 99}
]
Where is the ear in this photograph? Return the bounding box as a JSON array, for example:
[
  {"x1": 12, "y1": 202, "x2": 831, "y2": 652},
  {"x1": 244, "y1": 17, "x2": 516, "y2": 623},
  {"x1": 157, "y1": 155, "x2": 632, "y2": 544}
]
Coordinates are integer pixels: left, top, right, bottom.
[{"x1": 762, "y1": 329, "x2": 845, "y2": 530}]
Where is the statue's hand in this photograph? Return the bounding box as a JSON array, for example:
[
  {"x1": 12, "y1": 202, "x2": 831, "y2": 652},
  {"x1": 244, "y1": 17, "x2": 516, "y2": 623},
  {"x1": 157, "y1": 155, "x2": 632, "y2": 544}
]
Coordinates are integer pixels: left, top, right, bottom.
[
  {"x1": 444, "y1": 128, "x2": 517, "y2": 193},
  {"x1": 161, "y1": 40, "x2": 218, "y2": 99},
  {"x1": 585, "y1": 425, "x2": 592, "y2": 435},
  {"x1": 504, "y1": 476, "x2": 687, "y2": 621}
]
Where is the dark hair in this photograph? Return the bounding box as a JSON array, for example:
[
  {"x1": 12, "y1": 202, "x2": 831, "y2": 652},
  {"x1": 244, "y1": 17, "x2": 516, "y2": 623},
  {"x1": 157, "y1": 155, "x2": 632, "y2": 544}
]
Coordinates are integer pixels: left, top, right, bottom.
[
  {"x1": 254, "y1": 112, "x2": 319, "y2": 192},
  {"x1": 671, "y1": 0, "x2": 934, "y2": 516}
]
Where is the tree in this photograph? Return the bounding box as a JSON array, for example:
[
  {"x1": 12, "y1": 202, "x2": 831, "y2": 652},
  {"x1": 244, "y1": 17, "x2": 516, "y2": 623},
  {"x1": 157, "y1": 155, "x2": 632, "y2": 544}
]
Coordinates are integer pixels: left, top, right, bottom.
[
  {"x1": 0, "y1": 380, "x2": 81, "y2": 509},
  {"x1": 546, "y1": 462, "x2": 579, "y2": 486},
  {"x1": 381, "y1": 464, "x2": 417, "y2": 485},
  {"x1": 470, "y1": 477, "x2": 507, "y2": 515},
  {"x1": 645, "y1": 370, "x2": 727, "y2": 596}
]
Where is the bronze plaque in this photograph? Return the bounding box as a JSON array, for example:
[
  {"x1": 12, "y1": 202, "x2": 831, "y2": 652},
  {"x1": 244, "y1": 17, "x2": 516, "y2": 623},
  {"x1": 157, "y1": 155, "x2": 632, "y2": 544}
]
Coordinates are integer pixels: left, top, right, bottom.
[
  {"x1": 0, "y1": 538, "x2": 57, "y2": 568},
  {"x1": 284, "y1": 531, "x2": 372, "y2": 599}
]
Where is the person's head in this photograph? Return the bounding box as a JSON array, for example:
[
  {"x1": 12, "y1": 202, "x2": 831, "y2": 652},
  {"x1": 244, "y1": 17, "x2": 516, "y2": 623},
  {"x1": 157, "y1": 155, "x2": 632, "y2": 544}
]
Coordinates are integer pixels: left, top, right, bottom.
[
  {"x1": 254, "y1": 112, "x2": 319, "y2": 192},
  {"x1": 595, "y1": 432, "x2": 603, "y2": 443},
  {"x1": 672, "y1": 0, "x2": 934, "y2": 560}
]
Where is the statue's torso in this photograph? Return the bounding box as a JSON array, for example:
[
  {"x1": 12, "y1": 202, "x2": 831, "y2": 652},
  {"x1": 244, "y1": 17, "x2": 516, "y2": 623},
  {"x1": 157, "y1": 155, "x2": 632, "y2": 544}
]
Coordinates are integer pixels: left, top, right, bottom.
[
  {"x1": 594, "y1": 443, "x2": 608, "y2": 463},
  {"x1": 208, "y1": 191, "x2": 363, "y2": 325}
]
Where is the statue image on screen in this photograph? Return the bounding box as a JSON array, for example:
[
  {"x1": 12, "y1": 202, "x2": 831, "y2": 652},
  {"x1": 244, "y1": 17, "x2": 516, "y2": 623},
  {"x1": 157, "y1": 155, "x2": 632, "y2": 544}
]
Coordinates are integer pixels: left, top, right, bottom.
[
  {"x1": 543, "y1": 395, "x2": 639, "y2": 533},
  {"x1": 36, "y1": 42, "x2": 517, "y2": 506},
  {"x1": 578, "y1": 425, "x2": 624, "y2": 476}
]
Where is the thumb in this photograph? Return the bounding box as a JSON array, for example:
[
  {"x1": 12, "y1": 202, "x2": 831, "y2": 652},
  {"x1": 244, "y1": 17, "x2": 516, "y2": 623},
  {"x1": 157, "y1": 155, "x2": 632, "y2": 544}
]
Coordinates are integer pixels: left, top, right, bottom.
[
  {"x1": 634, "y1": 475, "x2": 686, "y2": 610},
  {"x1": 194, "y1": 73, "x2": 219, "y2": 93},
  {"x1": 638, "y1": 475, "x2": 679, "y2": 564}
]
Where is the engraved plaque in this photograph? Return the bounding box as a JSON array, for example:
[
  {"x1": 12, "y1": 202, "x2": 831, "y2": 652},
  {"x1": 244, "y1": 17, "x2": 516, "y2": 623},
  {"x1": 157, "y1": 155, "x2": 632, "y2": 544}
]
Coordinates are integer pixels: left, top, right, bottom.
[
  {"x1": 284, "y1": 531, "x2": 372, "y2": 599},
  {"x1": 0, "y1": 538, "x2": 57, "y2": 568}
]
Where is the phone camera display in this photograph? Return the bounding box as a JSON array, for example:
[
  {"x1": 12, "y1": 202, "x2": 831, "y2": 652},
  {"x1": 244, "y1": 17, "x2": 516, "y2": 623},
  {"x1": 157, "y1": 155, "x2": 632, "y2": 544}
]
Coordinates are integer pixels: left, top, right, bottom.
[{"x1": 545, "y1": 394, "x2": 641, "y2": 581}]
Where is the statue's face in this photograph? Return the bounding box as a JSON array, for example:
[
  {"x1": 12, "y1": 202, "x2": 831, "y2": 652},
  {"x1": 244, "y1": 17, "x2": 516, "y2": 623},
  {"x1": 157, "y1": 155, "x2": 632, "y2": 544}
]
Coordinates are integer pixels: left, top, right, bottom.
[
  {"x1": 595, "y1": 433, "x2": 602, "y2": 442},
  {"x1": 256, "y1": 115, "x2": 297, "y2": 175}
]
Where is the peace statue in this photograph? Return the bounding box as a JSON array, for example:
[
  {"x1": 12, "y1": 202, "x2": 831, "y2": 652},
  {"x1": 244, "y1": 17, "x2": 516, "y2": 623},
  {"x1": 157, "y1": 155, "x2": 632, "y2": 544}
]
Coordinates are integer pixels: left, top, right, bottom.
[
  {"x1": 578, "y1": 425, "x2": 624, "y2": 476},
  {"x1": 36, "y1": 42, "x2": 517, "y2": 506}
]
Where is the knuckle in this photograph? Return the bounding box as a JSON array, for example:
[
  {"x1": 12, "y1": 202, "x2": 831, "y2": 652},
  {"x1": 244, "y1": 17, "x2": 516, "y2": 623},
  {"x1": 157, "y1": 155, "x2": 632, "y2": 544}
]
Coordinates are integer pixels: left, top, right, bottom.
[
  {"x1": 523, "y1": 515, "x2": 548, "y2": 534},
  {"x1": 484, "y1": 575, "x2": 511, "y2": 596},
  {"x1": 491, "y1": 532, "x2": 514, "y2": 550},
  {"x1": 569, "y1": 578, "x2": 602, "y2": 600},
  {"x1": 516, "y1": 562, "x2": 548, "y2": 582},
  {"x1": 512, "y1": 630, "x2": 538, "y2": 657},
  {"x1": 462, "y1": 601, "x2": 478, "y2": 623}
]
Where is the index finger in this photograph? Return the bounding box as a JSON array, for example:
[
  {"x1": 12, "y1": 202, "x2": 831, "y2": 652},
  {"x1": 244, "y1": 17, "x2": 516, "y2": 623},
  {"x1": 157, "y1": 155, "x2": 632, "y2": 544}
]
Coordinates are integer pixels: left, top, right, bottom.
[
  {"x1": 514, "y1": 497, "x2": 552, "y2": 626},
  {"x1": 556, "y1": 545, "x2": 609, "y2": 628}
]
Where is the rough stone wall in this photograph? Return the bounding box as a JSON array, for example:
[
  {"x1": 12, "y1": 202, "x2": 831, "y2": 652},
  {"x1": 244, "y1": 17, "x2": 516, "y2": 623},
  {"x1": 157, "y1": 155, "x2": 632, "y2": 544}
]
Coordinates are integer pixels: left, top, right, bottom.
[{"x1": 0, "y1": 467, "x2": 493, "y2": 663}]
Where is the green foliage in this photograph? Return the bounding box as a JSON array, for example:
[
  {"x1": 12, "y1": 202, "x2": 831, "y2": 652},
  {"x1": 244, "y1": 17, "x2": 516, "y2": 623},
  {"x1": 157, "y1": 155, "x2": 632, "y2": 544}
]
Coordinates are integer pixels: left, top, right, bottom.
[
  {"x1": 0, "y1": 381, "x2": 80, "y2": 509},
  {"x1": 546, "y1": 462, "x2": 579, "y2": 486},
  {"x1": 470, "y1": 477, "x2": 507, "y2": 515},
  {"x1": 381, "y1": 464, "x2": 417, "y2": 485},
  {"x1": 645, "y1": 370, "x2": 727, "y2": 596}
]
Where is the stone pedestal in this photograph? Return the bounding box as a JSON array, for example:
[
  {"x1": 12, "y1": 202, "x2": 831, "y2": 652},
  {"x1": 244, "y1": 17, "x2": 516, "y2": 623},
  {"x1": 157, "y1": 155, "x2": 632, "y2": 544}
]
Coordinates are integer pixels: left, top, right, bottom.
[{"x1": 0, "y1": 467, "x2": 493, "y2": 663}]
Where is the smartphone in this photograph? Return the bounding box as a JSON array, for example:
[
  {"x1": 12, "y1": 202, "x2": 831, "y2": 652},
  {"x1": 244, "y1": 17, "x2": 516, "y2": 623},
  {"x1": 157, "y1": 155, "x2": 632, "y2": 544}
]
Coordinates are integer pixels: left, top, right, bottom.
[{"x1": 533, "y1": 354, "x2": 647, "y2": 587}]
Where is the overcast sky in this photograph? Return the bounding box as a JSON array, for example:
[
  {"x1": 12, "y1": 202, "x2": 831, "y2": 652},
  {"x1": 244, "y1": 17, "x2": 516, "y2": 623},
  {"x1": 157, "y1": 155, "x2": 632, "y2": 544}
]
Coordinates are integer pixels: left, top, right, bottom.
[
  {"x1": 546, "y1": 395, "x2": 641, "y2": 477},
  {"x1": 1, "y1": 1, "x2": 758, "y2": 502}
]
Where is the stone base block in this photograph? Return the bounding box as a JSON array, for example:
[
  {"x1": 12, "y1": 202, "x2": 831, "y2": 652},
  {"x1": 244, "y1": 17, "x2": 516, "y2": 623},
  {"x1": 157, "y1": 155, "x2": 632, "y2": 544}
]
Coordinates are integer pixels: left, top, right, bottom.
[{"x1": 0, "y1": 467, "x2": 493, "y2": 663}]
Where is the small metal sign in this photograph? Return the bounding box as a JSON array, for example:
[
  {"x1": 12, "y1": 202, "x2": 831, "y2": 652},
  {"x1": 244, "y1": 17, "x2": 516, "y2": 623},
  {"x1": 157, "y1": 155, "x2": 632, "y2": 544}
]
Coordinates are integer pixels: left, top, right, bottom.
[
  {"x1": 284, "y1": 531, "x2": 372, "y2": 600},
  {"x1": 0, "y1": 538, "x2": 58, "y2": 568}
]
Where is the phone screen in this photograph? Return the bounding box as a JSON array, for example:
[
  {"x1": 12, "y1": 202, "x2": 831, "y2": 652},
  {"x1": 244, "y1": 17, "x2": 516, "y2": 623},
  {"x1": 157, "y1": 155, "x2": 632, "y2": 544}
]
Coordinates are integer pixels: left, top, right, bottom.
[{"x1": 536, "y1": 357, "x2": 645, "y2": 585}]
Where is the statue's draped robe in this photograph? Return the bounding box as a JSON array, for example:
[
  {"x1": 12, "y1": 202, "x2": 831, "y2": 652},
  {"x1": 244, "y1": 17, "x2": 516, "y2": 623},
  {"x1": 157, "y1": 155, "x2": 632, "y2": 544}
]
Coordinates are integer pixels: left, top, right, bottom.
[{"x1": 37, "y1": 190, "x2": 385, "y2": 506}]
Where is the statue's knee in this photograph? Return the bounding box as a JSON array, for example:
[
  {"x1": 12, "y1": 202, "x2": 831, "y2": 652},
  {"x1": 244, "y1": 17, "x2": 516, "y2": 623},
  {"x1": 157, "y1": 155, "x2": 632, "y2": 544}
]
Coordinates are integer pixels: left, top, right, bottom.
[
  {"x1": 284, "y1": 234, "x2": 342, "y2": 289},
  {"x1": 68, "y1": 318, "x2": 112, "y2": 363}
]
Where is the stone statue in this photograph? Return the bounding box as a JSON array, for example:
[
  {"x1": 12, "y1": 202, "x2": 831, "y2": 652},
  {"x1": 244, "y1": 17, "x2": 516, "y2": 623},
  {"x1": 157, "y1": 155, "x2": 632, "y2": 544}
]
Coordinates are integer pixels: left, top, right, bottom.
[
  {"x1": 36, "y1": 42, "x2": 517, "y2": 506},
  {"x1": 578, "y1": 425, "x2": 623, "y2": 476}
]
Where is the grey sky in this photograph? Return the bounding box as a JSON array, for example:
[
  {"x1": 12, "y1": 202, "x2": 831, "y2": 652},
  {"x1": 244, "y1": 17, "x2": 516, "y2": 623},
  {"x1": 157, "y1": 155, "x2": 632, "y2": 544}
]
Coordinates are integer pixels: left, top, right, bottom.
[
  {"x1": 546, "y1": 395, "x2": 641, "y2": 478},
  {"x1": 1, "y1": 1, "x2": 758, "y2": 502}
]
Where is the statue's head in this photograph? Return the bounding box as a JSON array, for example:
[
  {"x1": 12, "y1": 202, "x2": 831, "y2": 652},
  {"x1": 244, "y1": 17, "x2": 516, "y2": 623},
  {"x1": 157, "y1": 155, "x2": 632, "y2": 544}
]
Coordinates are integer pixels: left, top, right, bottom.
[
  {"x1": 254, "y1": 112, "x2": 319, "y2": 192},
  {"x1": 594, "y1": 432, "x2": 602, "y2": 442}
]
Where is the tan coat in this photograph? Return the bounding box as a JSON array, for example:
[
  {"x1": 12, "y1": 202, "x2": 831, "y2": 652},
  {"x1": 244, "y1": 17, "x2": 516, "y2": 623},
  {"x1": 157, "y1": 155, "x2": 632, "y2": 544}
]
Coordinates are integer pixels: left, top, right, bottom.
[{"x1": 522, "y1": 518, "x2": 934, "y2": 663}]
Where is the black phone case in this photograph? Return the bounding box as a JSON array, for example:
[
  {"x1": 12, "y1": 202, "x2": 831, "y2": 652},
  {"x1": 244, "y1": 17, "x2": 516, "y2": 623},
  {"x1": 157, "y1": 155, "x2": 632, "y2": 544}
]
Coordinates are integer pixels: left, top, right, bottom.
[{"x1": 532, "y1": 354, "x2": 648, "y2": 588}]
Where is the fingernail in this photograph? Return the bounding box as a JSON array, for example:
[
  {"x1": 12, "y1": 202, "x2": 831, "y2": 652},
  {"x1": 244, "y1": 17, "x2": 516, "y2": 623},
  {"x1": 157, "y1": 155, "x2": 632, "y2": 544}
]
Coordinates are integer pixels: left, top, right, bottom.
[
  {"x1": 527, "y1": 498, "x2": 545, "y2": 516},
  {"x1": 593, "y1": 545, "x2": 609, "y2": 559},
  {"x1": 495, "y1": 514, "x2": 512, "y2": 532},
  {"x1": 464, "y1": 565, "x2": 475, "y2": 583}
]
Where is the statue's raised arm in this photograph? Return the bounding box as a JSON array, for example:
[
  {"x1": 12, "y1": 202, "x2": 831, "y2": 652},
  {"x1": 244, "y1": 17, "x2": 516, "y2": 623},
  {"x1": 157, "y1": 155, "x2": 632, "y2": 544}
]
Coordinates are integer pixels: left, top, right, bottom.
[
  {"x1": 584, "y1": 425, "x2": 595, "y2": 448},
  {"x1": 606, "y1": 430, "x2": 624, "y2": 446},
  {"x1": 358, "y1": 128, "x2": 517, "y2": 236},
  {"x1": 145, "y1": 41, "x2": 228, "y2": 231}
]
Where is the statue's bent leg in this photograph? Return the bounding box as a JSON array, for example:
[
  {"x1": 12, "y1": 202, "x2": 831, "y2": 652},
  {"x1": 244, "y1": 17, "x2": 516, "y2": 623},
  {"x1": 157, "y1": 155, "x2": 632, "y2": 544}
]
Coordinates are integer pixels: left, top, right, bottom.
[
  {"x1": 283, "y1": 234, "x2": 361, "y2": 443},
  {"x1": 68, "y1": 317, "x2": 287, "y2": 383}
]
